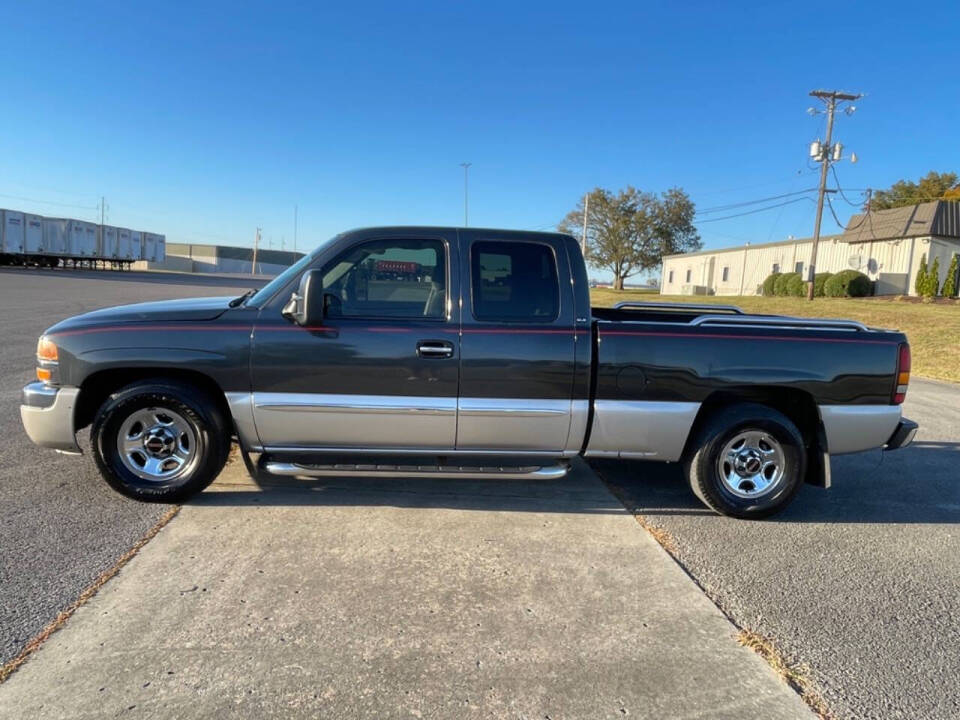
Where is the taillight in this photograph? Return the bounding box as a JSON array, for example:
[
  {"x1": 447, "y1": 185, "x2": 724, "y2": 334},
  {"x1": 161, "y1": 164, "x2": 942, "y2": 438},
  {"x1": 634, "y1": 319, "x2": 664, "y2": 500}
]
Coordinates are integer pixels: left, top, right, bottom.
[{"x1": 893, "y1": 343, "x2": 910, "y2": 404}]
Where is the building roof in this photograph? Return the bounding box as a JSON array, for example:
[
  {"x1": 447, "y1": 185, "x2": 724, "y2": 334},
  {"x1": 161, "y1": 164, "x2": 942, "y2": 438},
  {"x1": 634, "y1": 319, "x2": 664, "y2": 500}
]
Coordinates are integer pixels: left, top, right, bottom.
[
  {"x1": 841, "y1": 200, "x2": 960, "y2": 243},
  {"x1": 661, "y1": 234, "x2": 839, "y2": 261}
]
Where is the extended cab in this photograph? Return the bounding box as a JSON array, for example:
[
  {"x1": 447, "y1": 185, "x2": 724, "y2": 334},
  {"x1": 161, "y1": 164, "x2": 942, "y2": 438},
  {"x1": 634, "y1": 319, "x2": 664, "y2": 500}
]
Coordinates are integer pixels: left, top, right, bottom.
[{"x1": 20, "y1": 227, "x2": 918, "y2": 518}]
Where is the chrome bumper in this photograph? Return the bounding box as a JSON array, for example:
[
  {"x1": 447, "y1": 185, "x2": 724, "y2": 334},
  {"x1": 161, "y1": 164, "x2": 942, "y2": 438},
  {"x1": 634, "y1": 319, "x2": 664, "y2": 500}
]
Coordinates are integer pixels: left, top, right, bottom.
[
  {"x1": 884, "y1": 418, "x2": 918, "y2": 451},
  {"x1": 20, "y1": 382, "x2": 82, "y2": 454}
]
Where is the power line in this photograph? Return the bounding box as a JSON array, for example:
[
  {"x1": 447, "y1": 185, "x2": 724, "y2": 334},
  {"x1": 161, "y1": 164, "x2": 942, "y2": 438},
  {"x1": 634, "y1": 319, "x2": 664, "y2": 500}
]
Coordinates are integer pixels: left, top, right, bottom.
[
  {"x1": 0, "y1": 191, "x2": 97, "y2": 210},
  {"x1": 695, "y1": 196, "x2": 816, "y2": 223},
  {"x1": 829, "y1": 165, "x2": 867, "y2": 207},
  {"x1": 696, "y1": 188, "x2": 818, "y2": 215}
]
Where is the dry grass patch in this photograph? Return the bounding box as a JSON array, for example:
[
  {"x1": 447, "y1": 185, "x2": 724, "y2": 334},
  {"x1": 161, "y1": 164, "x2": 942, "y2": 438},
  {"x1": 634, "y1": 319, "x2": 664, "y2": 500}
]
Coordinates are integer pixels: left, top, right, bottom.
[
  {"x1": 591, "y1": 289, "x2": 960, "y2": 383},
  {"x1": 737, "y1": 628, "x2": 834, "y2": 719}
]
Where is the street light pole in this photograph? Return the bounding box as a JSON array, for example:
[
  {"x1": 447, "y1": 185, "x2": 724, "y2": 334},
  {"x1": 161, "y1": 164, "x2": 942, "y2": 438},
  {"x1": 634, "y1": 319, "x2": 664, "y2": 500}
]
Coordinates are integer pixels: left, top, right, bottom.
[{"x1": 460, "y1": 162, "x2": 471, "y2": 227}]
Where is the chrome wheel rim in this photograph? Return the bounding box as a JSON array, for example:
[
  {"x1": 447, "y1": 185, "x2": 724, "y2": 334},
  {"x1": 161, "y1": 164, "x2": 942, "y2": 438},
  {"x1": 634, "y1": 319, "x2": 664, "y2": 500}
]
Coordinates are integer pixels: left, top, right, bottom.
[
  {"x1": 117, "y1": 407, "x2": 198, "y2": 482},
  {"x1": 717, "y1": 429, "x2": 785, "y2": 498}
]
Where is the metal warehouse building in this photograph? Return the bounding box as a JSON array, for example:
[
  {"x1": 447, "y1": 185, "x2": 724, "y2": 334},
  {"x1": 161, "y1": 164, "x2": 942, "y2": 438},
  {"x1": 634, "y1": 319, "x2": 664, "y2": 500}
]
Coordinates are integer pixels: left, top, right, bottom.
[
  {"x1": 660, "y1": 200, "x2": 960, "y2": 296},
  {"x1": 136, "y1": 243, "x2": 304, "y2": 276}
]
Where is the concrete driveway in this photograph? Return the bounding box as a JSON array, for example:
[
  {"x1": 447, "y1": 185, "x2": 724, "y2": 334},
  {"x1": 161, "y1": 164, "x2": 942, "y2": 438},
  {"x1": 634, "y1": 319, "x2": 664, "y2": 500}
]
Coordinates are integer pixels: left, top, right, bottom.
[
  {"x1": 599, "y1": 378, "x2": 960, "y2": 719},
  {"x1": 0, "y1": 460, "x2": 811, "y2": 719}
]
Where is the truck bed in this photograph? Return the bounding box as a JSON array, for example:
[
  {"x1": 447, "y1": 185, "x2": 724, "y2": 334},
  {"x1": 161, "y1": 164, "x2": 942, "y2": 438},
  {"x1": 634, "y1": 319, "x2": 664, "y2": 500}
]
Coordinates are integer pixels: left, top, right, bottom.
[{"x1": 584, "y1": 300, "x2": 907, "y2": 461}]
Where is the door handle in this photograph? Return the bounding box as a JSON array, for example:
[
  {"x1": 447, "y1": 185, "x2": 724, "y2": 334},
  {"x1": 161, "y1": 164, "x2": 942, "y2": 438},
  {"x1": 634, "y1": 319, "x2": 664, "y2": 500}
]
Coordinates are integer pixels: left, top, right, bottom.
[{"x1": 417, "y1": 340, "x2": 454, "y2": 359}]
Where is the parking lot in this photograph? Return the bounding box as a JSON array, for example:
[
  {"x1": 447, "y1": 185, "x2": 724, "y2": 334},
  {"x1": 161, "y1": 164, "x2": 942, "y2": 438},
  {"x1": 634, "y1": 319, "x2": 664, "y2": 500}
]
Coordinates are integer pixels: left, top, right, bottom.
[
  {"x1": 0, "y1": 268, "x2": 264, "y2": 667},
  {"x1": 1, "y1": 267, "x2": 958, "y2": 718}
]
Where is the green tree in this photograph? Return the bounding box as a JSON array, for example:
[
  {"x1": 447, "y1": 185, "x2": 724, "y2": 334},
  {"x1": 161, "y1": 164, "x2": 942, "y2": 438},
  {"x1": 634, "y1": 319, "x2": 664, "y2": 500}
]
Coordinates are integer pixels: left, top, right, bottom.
[
  {"x1": 943, "y1": 255, "x2": 959, "y2": 298},
  {"x1": 871, "y1": 171, "x2": 960, "y2": 210},
  {"x1": 559, "y1": 186, "x2": 701, "y2": 290},
  {"x1": 915, "y1": 254, "x2": 928, "y2": 295}
]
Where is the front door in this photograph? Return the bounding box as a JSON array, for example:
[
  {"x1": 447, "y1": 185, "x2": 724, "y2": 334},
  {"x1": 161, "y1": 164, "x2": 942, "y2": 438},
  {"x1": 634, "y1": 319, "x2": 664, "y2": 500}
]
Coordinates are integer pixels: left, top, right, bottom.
[
  {"x1": 250, "y1": 230, "x2": 460, "y2": 451},
  {"x1": 456, "y1": 231, "x2": 578, "y2": 453}
]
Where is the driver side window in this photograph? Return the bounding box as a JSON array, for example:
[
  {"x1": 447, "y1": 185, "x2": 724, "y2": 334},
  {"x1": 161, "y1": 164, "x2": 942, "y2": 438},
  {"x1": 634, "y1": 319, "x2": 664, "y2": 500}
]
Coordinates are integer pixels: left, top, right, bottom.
[{"x1": 321, "y1": 238, "x2": 447, "y2": 319}]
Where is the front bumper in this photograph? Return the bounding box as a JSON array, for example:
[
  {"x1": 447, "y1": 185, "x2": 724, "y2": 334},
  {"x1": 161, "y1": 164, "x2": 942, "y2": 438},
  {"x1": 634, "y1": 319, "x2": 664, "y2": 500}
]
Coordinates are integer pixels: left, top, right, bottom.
[
  {"x1": 20, "y1": 382, "x2": 82, "y2": 454},
  {"x1": 884, "y1": 418, "x2": 918, "y2": 451}
]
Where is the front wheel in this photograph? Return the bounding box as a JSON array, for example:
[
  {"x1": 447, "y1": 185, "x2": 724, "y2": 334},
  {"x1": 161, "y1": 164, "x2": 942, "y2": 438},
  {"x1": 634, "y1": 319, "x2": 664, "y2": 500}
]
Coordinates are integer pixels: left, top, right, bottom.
[
  {"x1": 91, "y1": 380, "x2": 230, "y2": 502},
  {"x1": 684, "y1": 403, "x2": 806, "y2": 519}
]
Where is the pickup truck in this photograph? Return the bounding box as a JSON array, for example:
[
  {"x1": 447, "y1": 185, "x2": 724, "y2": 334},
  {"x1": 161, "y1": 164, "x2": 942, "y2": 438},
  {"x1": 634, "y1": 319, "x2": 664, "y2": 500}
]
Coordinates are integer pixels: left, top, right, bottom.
[{"x1": 20, "y1": 227, "x2": 918, "y2": 518}]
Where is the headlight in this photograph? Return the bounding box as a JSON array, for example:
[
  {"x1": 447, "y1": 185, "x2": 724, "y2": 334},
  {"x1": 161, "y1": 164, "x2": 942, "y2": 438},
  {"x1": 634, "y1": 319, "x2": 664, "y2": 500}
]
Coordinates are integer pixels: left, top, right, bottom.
[{"x1": 36, "y1": 336, "x2": 59, "y2": 384}]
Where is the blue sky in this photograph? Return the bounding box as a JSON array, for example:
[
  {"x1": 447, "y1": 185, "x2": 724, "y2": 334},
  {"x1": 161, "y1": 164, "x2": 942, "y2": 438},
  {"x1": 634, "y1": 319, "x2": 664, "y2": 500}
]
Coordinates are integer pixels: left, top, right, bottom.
[{"x1": 1, "y1": 1, "x2": 957, "y2": 279}]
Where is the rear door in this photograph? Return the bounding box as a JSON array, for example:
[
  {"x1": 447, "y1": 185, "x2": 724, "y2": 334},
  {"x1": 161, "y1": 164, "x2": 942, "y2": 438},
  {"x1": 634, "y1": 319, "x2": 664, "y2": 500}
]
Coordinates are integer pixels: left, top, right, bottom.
[
  {"x1": 456, "y1": 231, "x2": 579, "y2": 453},
  {"x1": 250, "y1": 229, "x2": 460, "y2": 451}
]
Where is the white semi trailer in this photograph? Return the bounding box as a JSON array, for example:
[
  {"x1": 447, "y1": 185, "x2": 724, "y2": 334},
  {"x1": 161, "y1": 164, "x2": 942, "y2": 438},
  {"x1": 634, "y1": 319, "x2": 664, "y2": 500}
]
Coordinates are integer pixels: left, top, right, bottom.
[{"x1": 0, "y1": 208, "x2": 164, "y2": 269}]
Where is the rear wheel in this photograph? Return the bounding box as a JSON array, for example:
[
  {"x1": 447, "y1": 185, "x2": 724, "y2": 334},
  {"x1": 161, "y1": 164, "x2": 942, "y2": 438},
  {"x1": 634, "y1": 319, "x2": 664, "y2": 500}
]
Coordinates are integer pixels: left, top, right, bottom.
[
  {"x1": 685, "y1": 403, "x2": 806, "y2": 519},
  {"x1": 91, "y1": 380, "x2": 230, "y2": 502}
]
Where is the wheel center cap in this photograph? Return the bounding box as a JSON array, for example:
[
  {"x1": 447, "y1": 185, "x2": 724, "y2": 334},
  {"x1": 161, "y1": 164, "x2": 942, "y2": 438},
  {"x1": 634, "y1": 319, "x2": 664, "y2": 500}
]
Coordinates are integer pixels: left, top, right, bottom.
[
  {"x1": 735, "y1": 450, "x2": 763, "y2": 476},
  {"x1": 143, "y1": 428, "x2": 176, "y2": 458}
]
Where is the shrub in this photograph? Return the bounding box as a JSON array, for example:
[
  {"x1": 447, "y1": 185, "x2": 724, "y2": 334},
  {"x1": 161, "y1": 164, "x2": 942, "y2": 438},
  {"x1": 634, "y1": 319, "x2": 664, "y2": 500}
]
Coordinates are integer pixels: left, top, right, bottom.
[
  {"x1": 914, "y1": 254, "x2": 928, "y2": 295},
  {"x1": 823, "y1": 269, "x2": 871, "y2": 297},
  {"x1": 774, "y1": 272, "x2": 800, "y2": 296},
  {"x1": 761, "y1": 272, "x2": 781, "y2": 296},
  {"x1": 924, "y1": 256, "x2": 941, "y2": 297},
  {"x1": 943, "y1": 255, "x2": 958, "y2": 298},
  {"x1": 785, "y1": 273, "x2": 807, "y2": 297},
  {"x1": 813, "y1": 272, "x2": 833, "y2": 297}
]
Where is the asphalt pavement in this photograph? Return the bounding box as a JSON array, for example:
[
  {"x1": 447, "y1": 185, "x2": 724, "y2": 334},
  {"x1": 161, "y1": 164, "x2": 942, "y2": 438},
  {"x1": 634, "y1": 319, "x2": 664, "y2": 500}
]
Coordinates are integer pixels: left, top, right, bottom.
[
  {"x1": 0, "y1": 267, "x2": 263, "y2": 667},
  {"x1": 598, "y1": 378, "x2": 960, "y2": 720}
]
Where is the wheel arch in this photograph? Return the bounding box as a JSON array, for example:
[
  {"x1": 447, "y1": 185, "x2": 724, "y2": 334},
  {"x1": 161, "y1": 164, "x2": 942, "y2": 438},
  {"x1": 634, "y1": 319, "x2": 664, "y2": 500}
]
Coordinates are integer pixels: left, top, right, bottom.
[
  {"x1": 682, "y1": 386, "x2": 829, "y2": 488},
  {"x1": 75, "y1": 367, "x2": 233, "y2": 438}
]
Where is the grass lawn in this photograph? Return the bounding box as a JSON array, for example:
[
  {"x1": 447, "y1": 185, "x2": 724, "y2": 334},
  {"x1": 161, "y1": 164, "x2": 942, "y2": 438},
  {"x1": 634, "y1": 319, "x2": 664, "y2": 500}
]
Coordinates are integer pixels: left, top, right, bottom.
[{"x1": 590, "y1": 289, "x2": 960, "y2": 384}]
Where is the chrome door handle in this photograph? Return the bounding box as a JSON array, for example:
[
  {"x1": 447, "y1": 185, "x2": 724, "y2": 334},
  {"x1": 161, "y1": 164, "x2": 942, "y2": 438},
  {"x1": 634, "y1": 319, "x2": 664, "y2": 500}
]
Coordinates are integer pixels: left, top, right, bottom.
[{"x1": 417, "y1": 341, "x2": 454, "y2": 358}]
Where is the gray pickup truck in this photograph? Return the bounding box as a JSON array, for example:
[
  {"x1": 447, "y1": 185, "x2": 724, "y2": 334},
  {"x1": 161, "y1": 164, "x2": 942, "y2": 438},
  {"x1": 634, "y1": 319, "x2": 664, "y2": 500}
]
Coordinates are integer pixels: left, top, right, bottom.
[{"x1": 21, "y1": 227, "x2": 917, "y2": 518}]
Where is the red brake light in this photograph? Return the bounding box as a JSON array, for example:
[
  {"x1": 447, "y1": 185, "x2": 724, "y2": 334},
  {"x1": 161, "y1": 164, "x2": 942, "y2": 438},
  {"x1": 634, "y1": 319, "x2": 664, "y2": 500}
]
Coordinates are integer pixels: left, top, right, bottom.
[{"x1": 893, "y1": 343, "x2": 910, "y2": 404}]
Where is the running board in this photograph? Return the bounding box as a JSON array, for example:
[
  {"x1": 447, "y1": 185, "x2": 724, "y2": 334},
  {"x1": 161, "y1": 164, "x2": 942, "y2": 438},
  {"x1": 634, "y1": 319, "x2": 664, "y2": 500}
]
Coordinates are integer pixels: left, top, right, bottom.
[{"x1": 263, "y1": 461, "x2": 571, "y2": 481}]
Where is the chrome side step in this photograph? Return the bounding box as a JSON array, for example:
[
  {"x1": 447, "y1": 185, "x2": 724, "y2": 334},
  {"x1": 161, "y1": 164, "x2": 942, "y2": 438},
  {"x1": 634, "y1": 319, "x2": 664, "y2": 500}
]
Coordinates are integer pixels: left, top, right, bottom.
[{"x1": 263, "y1": 461, "x2": 571, "y2": 481}]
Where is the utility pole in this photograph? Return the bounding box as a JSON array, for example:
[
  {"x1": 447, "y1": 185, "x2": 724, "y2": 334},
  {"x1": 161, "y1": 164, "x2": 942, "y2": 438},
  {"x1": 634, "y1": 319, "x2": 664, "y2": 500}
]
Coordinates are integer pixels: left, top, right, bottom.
[
  {"x1": 293, "y1": 204, "x2": 298, "y2": 254},
  {"x1": 460, "y1": 162, "x2": 471, "y2": 226},
  {"x1": 252, "y1": 227, "x2": 261, "y2": 275},
  {"x1": 806, "y1": 89, "x2": 862, "y2": 300},
  {"x1": 581, "y1": 192, "x2": 590, "y2": 256},
  {"x1": 99, "y1": 196, "x2": 107, "y2": 226}
]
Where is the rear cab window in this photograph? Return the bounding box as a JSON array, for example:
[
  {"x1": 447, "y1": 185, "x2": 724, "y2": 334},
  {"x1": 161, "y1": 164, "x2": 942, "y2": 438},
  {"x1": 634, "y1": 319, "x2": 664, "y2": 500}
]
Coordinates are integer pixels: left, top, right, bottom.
[{"x1": 470, "y1": 241, "x2": 560, "y2": 322}]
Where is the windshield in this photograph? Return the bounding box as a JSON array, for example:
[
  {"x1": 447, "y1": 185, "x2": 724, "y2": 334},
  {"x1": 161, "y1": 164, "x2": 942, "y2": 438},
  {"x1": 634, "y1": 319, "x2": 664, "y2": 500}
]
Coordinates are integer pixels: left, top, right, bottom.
[{"x1": 246, "y1": 236, "x2": 338, "y2": 308}]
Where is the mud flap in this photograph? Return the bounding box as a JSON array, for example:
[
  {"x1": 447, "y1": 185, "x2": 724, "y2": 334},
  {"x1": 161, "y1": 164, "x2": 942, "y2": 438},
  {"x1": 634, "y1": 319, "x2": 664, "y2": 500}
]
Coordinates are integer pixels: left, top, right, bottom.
[{"x1": 805, "y1": 422, "x2": 831, "y2": 489}]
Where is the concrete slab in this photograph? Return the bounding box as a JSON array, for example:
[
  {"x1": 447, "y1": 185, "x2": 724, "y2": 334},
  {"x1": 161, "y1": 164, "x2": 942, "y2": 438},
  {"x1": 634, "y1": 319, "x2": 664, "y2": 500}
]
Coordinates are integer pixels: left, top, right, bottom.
[{"x1": 0, "y1": 459, "x2": 812, "y2": 719}]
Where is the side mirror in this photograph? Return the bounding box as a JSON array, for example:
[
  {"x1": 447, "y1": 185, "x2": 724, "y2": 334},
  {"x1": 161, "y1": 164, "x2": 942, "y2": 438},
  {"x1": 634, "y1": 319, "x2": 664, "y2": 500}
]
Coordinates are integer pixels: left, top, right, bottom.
[{"x1": 282, "y1": 269, "x2": 326, "y2": 326}]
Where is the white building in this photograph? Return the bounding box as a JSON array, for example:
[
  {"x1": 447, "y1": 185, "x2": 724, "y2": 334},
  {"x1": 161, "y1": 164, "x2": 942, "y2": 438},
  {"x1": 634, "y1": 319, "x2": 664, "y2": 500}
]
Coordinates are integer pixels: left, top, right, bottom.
[
  {"x1": 660, "y1": 200, "x2": 960, "y2": 296},
  {"x1": 135, "y1": 243, "x2": 304, "y2": 276}
]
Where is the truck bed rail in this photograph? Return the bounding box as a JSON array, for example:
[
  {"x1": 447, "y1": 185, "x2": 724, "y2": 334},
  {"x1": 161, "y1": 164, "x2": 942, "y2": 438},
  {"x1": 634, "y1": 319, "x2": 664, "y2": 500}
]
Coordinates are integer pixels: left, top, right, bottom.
[
  {"x1": 613, "y1": 301, "x2": 744, "y2": 314},
  {"x1": 690, "y1": 315, "x2": 871, "y2": 332}
]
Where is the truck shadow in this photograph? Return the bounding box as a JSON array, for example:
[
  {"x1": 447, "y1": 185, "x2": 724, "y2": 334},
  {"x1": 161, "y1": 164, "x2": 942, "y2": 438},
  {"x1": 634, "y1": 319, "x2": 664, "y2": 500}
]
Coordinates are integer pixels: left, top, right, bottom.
[
  {"x1": 597, "y1": 441, "x2": 960, "y2": 524},
  {"x1": 193, "y1": 458, "x2": 630, "y2": 515},
  {"x1": 192, "y1": 443, "x2": 959, "y2": 523}
]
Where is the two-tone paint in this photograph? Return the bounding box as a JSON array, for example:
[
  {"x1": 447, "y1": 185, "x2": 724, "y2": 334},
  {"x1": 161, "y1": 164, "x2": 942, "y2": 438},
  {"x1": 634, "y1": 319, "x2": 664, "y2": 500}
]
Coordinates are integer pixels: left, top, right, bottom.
[{"x1": 21, "y1": 226, "x2": 915, "y2": 479}]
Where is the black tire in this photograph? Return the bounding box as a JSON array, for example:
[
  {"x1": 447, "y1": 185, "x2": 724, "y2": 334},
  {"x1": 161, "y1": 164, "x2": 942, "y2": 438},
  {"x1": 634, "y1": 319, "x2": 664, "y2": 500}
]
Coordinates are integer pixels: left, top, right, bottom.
[
  {"x1": 90, "y1": 379, "x2": 230, "y2": 502},
  {"x1": 684, "y1": 403, "x2": 806, "y2": 519}
]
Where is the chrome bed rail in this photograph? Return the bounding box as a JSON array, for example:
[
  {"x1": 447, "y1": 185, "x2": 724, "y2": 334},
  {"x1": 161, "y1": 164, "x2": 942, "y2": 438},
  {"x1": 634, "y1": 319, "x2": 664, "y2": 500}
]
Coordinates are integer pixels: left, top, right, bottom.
[
  {"x1": 606, "y1": 301, "x2": 873, "y2": 332},
  {"x1": 613, "y1": 301, "x2": 745, "y2": 314},
  {"x1": 691, "y1": 315, "x2": 871, "y2": 332}
]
